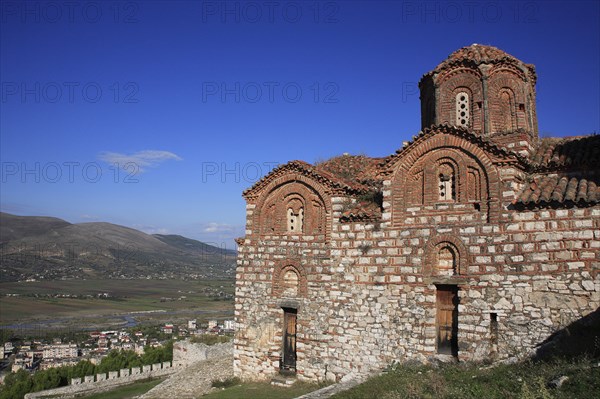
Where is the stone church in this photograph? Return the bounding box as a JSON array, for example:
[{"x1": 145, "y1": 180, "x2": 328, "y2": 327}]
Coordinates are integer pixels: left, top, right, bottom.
[{"x1": 233, "y1": 44, "x2": 600, "y2": 382}]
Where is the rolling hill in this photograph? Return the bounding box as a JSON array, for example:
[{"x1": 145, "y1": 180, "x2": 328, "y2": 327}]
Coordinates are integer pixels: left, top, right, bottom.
[{"x1": 0, "y1": 213, "x2": 236, "y2": 282}]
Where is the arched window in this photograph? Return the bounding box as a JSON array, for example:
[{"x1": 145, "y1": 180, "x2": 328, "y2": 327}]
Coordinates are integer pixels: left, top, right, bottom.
[
  {"x1": 282, "y1": 269, "x2": 299, "y2": 297},
  {"x1": 287, "y1": 207, "x2": 303, "y2": 233},
  {"x1": 438, "y1": 245, "x2": 457, "y2": 276},
  {"x1": 273, "y1": 263, "x2": 307, "y2": 298},
  {"x1": 424, "y1": 235, "x2": 468, "y2": 277},
  {"x1": 455, "y1": 92, "x2": 470, "y2": 127},
  {"x1": 438, "y1": 163, "x2": 456, "y2": 201},
  {"x1": 285, "y1": 197, "x2": 304, "y2": 233},
  {"x1": 467, "y1": 167, "x2": 482, "y2": 202},
  {"x1": 257, "y1": 179, "x2": 329, "y2": 239},
  {"x1": 498, "y1": 89, "x2": 514, "y2": 132}
]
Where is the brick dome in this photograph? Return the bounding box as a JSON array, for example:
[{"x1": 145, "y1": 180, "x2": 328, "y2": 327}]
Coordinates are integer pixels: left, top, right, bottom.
[
  {"x1": 419, "y1": 44, "x2": 539, "y2": 148},
  {"x1": 430, "y1": 44, "x2": 536, "y2": 77}
]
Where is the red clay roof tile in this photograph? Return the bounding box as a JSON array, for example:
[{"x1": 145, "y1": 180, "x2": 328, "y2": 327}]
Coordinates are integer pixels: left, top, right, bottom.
[{"x1": 515, "y1": 175, "x2": 600, "y2": 206}]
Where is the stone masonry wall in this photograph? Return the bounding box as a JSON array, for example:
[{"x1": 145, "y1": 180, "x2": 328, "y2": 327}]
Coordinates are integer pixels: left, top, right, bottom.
[
  {"x1": 235, "y1": 187, "x2": 599, "y2": 383},
  {"x1": 25, "y1": 363, "x2": 174, "y2": 399},
  {"x1": 234, "y1": 45, "x2": 596, "y2": 384}
]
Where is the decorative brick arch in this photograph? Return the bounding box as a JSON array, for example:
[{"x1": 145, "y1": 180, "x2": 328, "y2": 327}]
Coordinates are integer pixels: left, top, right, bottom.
[
  {"x1": 390, "y1": 132, "x2": 502, "y2": 224},
  {"x1": 253, "y1": 173, "x2": 332, "y2": 241},
  {"x1": 437, "y1": 66, "x2": 483, "y2": 86},
  {"x1": 487, "y1": 64, "x2": 528, "y2": 82},
  {"x1": 272, "y1": 261, "x2": 308, "y2": 298},
  {"x1": 487, "y1": 70, "x2": 529, "y2": 133},
  {"x1": 436, "y1": 68, "x2": 484, "y2": 132},
  {"x1": 424, "y1": 234, "x2": 470, "y2": 277}
]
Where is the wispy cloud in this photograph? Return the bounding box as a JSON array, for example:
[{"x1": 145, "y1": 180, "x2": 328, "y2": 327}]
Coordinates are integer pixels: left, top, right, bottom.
[
  {"x1": 175, "y1": 222, "x2": 244, "y2": 249},
  {"x1": 98, "y1": 150, "x2": 182, "y2": 174},
  {"x1": 203, "y1": 222, "x2": 236, "y2": 234},
  {"x1": 134, "y1": 224, "x2": 172, "y2": 235},
  {"x1": 80, "y1": 214, "x2": 100, "y2": 221}
]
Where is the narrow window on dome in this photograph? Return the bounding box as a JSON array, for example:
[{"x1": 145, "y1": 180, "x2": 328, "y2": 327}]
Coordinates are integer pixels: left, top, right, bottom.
[{"x1": 456, "y1": 92, "x2": 470, "y2": 128}]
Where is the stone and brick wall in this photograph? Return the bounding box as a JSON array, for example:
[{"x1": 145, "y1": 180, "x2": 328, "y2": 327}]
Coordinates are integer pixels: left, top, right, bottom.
[
  {"x1": 235, "y1": 180, "x2": 599, "y2": 382},
  {"x1": 233, "y1": 44, "x2": 599, "y2": 384}
]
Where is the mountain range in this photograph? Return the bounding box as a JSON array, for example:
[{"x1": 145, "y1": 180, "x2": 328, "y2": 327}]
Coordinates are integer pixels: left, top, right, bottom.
[{"x1": 0, "y1": 213, "x2": 236, "y2": 282}]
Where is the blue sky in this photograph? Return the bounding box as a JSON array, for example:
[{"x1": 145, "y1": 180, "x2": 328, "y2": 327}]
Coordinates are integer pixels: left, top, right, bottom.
[{"x1": 1, "y1": 0, "x2": 599, "y2": 249}]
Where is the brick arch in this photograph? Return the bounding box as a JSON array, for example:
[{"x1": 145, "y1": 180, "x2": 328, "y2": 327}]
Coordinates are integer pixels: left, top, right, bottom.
[
  {"x1": 436, "y1": 66, "x2": 483, "y2": 86},
  {"x1": 496, "y1": 87, "x2": 517, "y2": 132},
  {"x1": 390, "y1": 133, "x2": 501, "y2": 224},
  {"x1": 424, "y1": 234, "x2": 470, "y2": 276},
  {"x1": 431, "y1": 155, "x2": 462, "y2": 202},
  {"x1": 272, "y1": 261, "x2": 308, "y2": 298},
  {"x1": 487, "y1": 70, "x2": 529, "y2": 132},
  {"x1": 408, "y1": 150, "x2": 466, "y2": 205},
  {"x1": 487, "y1": 64, "x2": 528, "y2": 82},
  {"x1": 436, "y1": 69, "x2": 483, "y2": 131},
  {"x1": 253, "y1": 173, "x2": 332, "y2": 240}
]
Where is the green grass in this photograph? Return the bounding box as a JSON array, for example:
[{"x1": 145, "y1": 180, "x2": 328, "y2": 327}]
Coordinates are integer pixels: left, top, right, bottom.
[
  {"x1": 331, "y1": 357, "x2": 600, "y2": 399},
  {"x1": 79, "y1": 378, "x2": 164, "y2": 399},
  {"x1": 202, "y1": 381, "x2": 324, "y2": 399},
  {"x1": 211, "y1": 377, "x2": 241, "y2": 389}
]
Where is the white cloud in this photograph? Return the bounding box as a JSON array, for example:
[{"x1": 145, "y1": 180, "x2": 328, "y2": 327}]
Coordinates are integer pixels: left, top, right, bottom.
[
  {"x1": 175, "y1": 222, "x2": 244, "y2": 250},
  {"x1": 203, "y1": 222, "x2": 236, "y2": 233},
  {"x1": 98, "y1": 150, "x2": 182, "y2": 174},
  {"x1": 134, "y1": 224, "x2": 171, "y2": 235}
]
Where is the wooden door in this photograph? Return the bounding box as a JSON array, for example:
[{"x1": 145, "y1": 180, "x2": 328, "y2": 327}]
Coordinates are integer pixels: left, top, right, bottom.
[
  {"x1": 436, "y1": 286, "x2": 458, "y2": 356},
  {"x1": 282, "y1": 308, "x2": 297, "y2": 372}
]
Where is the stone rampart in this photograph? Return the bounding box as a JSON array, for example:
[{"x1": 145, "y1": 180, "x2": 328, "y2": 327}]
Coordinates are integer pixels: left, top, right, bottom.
[
  {"x1": 173, "y1": 339, "x2": 231, "y2": 367},
  {"x1": 25, "y1": 363, "x2": 174, "y2": 399},
  {"x1": 25, "y1": 343, "x2": 231, "y2": 399}
]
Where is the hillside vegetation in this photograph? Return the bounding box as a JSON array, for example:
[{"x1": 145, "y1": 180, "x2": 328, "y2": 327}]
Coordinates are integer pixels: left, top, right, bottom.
[
  {"x1": 332, "y1": 357, "x2": 599, "y2": 399},
  {"x1": 0, "y1": 213, "x2": 236, "y2": 281},
  {"x1": 334, "y1": 308, "x2": 600, "y2": 398}
]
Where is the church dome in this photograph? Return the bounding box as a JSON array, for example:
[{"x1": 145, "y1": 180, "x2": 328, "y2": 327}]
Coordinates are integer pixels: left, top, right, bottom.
[
  {"x1": 429, "y1": 44, "x2": 536, "y2": 79},
  {"x1": 419, "y1": 44, "x2": 539, "y2": 150},
  {"x1": 448, "y1": 44, "x2": 519, "y2": 64}
]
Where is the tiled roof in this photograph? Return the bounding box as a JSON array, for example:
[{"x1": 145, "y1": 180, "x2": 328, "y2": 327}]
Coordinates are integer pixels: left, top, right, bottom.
[
  {"x1": 315, "y1": 155, "x2": 384, "y2": 191},
  {"x1": 447, "y1": 44, "x2": 520, "y2": 64},
  {"x1": 340, "y1": 200, "x2": 382, "y2": 222},
  {"x1": 423, "y1": 44, "x2": 536, "y2": 82},
  {"x1": 531, "y1": 135, "x2": 600, "y2": 171},
  {"x1": 379, "y1": 123, "x2": 526, "y2": 172},
  {"x1": 515, "y1": 175, "x2": 600, "y2": 206},
  {"x1": 242, "y1": 159, "x2": 373, "y2": 199}
]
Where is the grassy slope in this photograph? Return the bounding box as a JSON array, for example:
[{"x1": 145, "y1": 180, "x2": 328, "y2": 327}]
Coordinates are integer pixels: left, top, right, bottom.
[
  {"x1": 331, "y1": 357, "x2": 600, "y2": 399},
  {"x1": 79, "y1": 378, "x2": 164, "y2": 399},
  {"x1": 0, "y1": 213, "x2": 235, "y2": 281},
  {"x1": 0, "y1": 212, "x2": 71, "y2": 242}
]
